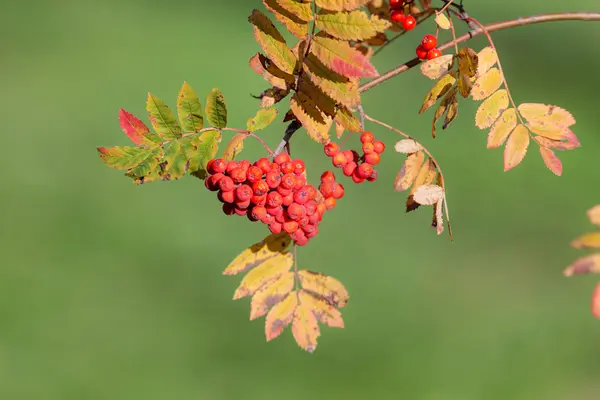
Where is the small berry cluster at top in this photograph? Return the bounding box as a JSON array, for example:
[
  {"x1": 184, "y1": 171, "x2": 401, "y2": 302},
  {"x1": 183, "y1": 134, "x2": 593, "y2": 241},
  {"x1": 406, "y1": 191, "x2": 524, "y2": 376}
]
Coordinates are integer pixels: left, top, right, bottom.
[
  {"x1": 323, "y1": 131, "x2": 385, "y2": 184},
  {"x1": 416, "y1": 34, "x2": 442, "y2": 60},
  {"x1": 389, "y1": 0, "x2": 417, "y2": 31},
  {"x1": 204, "y1": 154, "x2": 334, "y2": 246}
]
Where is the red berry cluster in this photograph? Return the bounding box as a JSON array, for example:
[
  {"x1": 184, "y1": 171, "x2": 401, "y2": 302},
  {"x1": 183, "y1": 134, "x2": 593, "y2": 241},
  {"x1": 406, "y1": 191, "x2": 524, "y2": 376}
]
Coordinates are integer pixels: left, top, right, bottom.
[
  {"x1": 416, "y1": 34, "x2": 442, "y2": 60},
  {"x1": 389, "y1": 1, "x2": 416, "y2": 31},
  {"x1": 204, "y1": 154, "x2": 327, "y2": 246},
  {"x1": 323, "y1": 131, "x2": 385, "y2": 184}
]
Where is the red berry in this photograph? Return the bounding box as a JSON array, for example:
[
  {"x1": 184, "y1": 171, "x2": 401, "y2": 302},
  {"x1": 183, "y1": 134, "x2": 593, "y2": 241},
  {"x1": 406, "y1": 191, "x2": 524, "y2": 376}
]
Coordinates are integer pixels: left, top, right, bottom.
[
  {"x1": 362, "y1": 142, "x2": 375, "y2": 154},
  {"x1": 324, "y1": 197, "x2": 336, "y2": 210},
  {"x1": 290, "y1": 229, "x2": 306, "y2": 242},
  {"x1": 246, "y1": 166, "x2": 264, "y2": 183},
  {"x1": 402, "y1": 15, "x2": 416, "y2": 30},
  {"x1": 239, "y1": 160, "x2": 251, "y2": 171},
  {"x1": 372, "y1": 140, "x2": 386, "y2": 154},
  {"x1": 296, "y1": 236, "x2": 309, "y2": 246},
  {"x1": 261, "y1": 213, "x2": 275, "y2": 225},
  {"x1": 332, "y1": 152, "x2": 347, "y2": 168},
  {"x1": 234, "y1": 207, "x2": 248, "y2": 216},
  {"x1": 280, "y1": 161, "x2": 294, "y2": 174},
  {"x1": 343, "y1": 161, "x2": 357, "y2": 177},
  {"x1": 218, "y1": 176, "x2": 235, "y2": 192},
  {"x1": 252, "y1": 180, "x2": 269, "y2": 196},
  {"x1": 367, "y1": 169, "x2": 379, "y2": 182},
  {"x1": 321, "y1": 170, "x2": 336, "y2": 183},
  {"x1": 274, "y1": 153, "x2": 291, "y2": 165},
  {"x1": 427, "y1": 48, "x2": 442, "y2": 60},
  {"x1": 247, "y1": 210, "x2": 259, "y2": 222},
  {"x1": 320, "y1": 181, "x2": 335, "y2": 198},
  {"x1": 305, "y1": 226, "x2": 318, "y2": 239},
  {"x1": 266, "y1": 191, "x2": 283, "y2": 208},
  {"x1": 324, "y1": 142, "x2": 340, "y2": 157},
  {"x1": 236, "y1": 199, "x2": 251, "y2": 209},
  {"x1": 416, "y1": 44, "x2": 428, "y2": 60},
  {"x1": 421, "y1": 34, "x2": 437, "y2": 51},
  {"x1": 343, "y1": 149, "x2": 359, "y2": 163},
  {"x1": 282, "y1": 192, "x2": 294, "y2": 207},
  {"x1": 266, "y1": 205, "x2": 283, "y2": 217},
  {"x1": 351, "y1": 170, "x2": 365, "y2": 184},
  {"x1": 255, "y1": 158, "x2": 272, "y2": 174},
  {"x1": 293, "y1": 186, "x2": 310, "y2": 205},
  {"x1": 292, "y1": 159, "x2": 305, "y2": 175},
  {"x1": 390, "y1": 9, "x2": 405, "y2": 23},
  {"x1": 265, "y1": 171, "x2": 281, "y2": 188},
  {"x1": 251, "y1": 194, "x2": 267, "y2": 206},
  {"x1": 293, "y1": 174, "x2": 307, "y2": 191},
  {"x1": 206, "y1": 159, "x2": 215, "y2": 174},
  {"x1": 287, "y1": 203, "x2": 306, "y2": 220},
  {"x1": 365, "y1": 152, "x2": 381, "y2": 165},
  {"x1": 270, "y1": 162, "x2": 280, "y2": 172},
  {"x1": 308, "y1": 213, "x2": 321, "y2": 225},
  {"x1": 229, "y1": 167, "x2": 247, "y2": 184},
  {"x1": 302, "y1": 224, "x2": 317, "y2": 235},
  {"x1": 357, "y1": 163, "x2": 374, "y2": 180},
  {"x1": 269, "y1": 222, "x2": 283, "y2": 234},
  {"x1": 283, "y1": 220, "x2": 299, "y2": 234},
  {"x1": 275, "y1": 213, "x2": 286, "y2": 224},
  {"x1": 277, "y1": 186, "x2": 292, "y2": 196},
  {"x1": 389, "y1": 0, "x2": 404, "y2": 8},
  {"x1": 222, "y1": 203, "x2": 235, "y2": 215},
  {"x1": 316, "y1": 203, "x2": 326, "y2": 216},
  {"x1": 218, "y1": 189, "x2": 235, "y2": 203},
  {"x1": 225, "y1": 161, "x2": 239, "y2": 175},
  {"x1": 235, "y1": 184, "x2": 253, "y2": 202},
  {"x1": 251, "y1": 206, "x2": 267, "y2": 221},
  {"x1": 360, "y1": 131, "x2": 375, "y2": 143},
  {"x1": 280, "y1": 173, "x2": 297, "y2": 190},
  {"x1": 211, "y1": 158, "x2": 227, "y2": 174},
  {"x1": 306, "y1": 185, "x2": 318, "y2": 201},
  {"x1": 305, "y1": 201, "x2": 318, "y2": 216},
  {"x1": 205, "y1": 172, "x2": 224, "y2": 191},
  {"x1": 332, "y1": 183, "x2": 345, "y2": 199}
]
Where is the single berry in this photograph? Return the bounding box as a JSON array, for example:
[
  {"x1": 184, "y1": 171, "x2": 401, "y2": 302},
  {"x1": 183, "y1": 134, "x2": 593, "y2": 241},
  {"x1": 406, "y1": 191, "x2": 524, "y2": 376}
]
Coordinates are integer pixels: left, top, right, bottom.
[
  {"x1": 316, "y1": 203, "x2": 326, "y2": 216},
  {"x1": 261, "y1": 213, "x2": 275, "y2": 225},
  {"x1": 402, "y1": 15, "x2": 416, "y2": 30},
  {"x1": 332, "y1": 152, "x2": 348, "y2": 168},
  {"x1": 389, "y1": 0, "x2": 404, "y2": 8},
  {"x1": 277, "y1": 186, "x2": 292, "y2": 196},
  {"x1": 205, "y1": 173, "x2": 224, "y2": 191},
  {"x1": 364, "y1": 152, "x2": 381, "y2": 165},
  {"x1": 280, "y1": 173, "x2": 297, "y2": 190},
  {"x1": 287, "y1": 203, "x2": 306, "y2": 220},
  {"x1": 343, "y1": 161, "x2": 357, "y2": 177},
  {"x1": 290, "y1": 229, "x2": 306, "y2": 242},
  {"x1": 298, "y1": 216, "x2": 310, "y2": 228},
  {"x1": 367, "y1": 169, "x2": 378, "y2": 182},
  {"x1": 235, "y1": 199, "x2": 251, "y2": 210},
  {"x1": 427, "y1": 48, "x2": 442, "y2": 60},
  {"x1": 265, "y1": 171, "x2": 281, "y2": 188},
  {"x1": 305, "y1": 227, "x2": 318, "y2": 239},
  {"x1": 283, "y1": 220, "x2": 299, "y2": 234},
  {"x1": 421, "y1": 34, "x2": 437, "y2": 51},
  {"x1": 225, "y1": 161, "x2": 239, "y2": 175},
  {"x1": 302, "y1": 224, "x2": 317, "y2": 235},
  {"x1": 218, "y1": 176, "x2": 235, "y2": 192},
  {"x1": 282, "y1": 192, "x2": 295, "y2": 207},
  {"x1": 252, "y1": 180, "x2": 269, "y2": 196},
  {"x1": 235, "y1": 184, "x2": 253, "y2": 202},
  {"x1": 218, "y1": 189, "x2": 235, "y2": 203},
  {"x1": 292, "y1": 159, "x2": 305, "y2": 175},
  {"x1": 324, "y1": 197, "x2": 336, "y2": 210},
  {"x1": 247, "y1": 210, "x2": 259, "y2": 222},
  {"x1": 251, "y1": 194, "x2": 267, "y2": 206},
  {"x1": 234, "y1": 207, "x2": 248, "y2": 216},
  {"x1": 274, "y1": 153, "x2": 291, "y2": 165},
  {"x1": 269, "y1": 222, "x2": 283, "y2": 234},
  {"x1": 319, "y1": 181, "x2": 335, "y2": 198},
  {"x1": 251, "y1": 206, "x2": 267, "y2": 221},
  {"x1": 390, "y1": 9, "x2": 405, "y2": 23},
  {"x1": 239, "y1": 160, "x2": 251, "y2": 171},
  {"x1": 321, "y1": 170, "x2": 336, "y2": 183},
  {"x1": 255, "y1": 158, "x2": 272, "y2": 174},
  {"x1": 222, "y1": 203, "x2": 235, "y2": 215},
  {"x1": 343, "y1": 149, "x2": 359, "y2": 163},
  {"x1": 293, "y1": 186, "x2": 310, "y2": 205},
  {"x1": 206, "y1": 159, "x2": 215, "y2": 174},
  {"x1": 360, "y1": 131, "x2": 375, "y2": 143},
  {"x1": 266, "y1": 205, "x2": 284, "y2": 217},
  {"x1": 275, "y1": 213, "x2": 286, "y2": 224},
  {"x1": 229, "y1": 167, "x2": 247, "y2": 184},
  {"x1": 362, "y1": 142, "x2": 375, "y2": 155},
  {"x1": 308, "y1": 213, "x2": 321, "y2": 225},
  {"x1": 306, "y1": 185, "x2": 318, "y2": 201},
  {"x1": 305, "y1": 201, "x2": 318, "y2": 216},
  {"x1": 357, "y1": 163, "x2": 374, "y2": 180},
  {"x1": 246, "y1": 166, "x2": 264, "y2": 183},
  {"x1": 352, "y1": 169, "x2": 365, "y2": 183},
  {"x1": 293, "y1": 174, "x2": 307, "y2": 190},
  {"x1": 266, "y1": 191, "x2": 283, "y2": 208},
  {"x1": 416, "y1": 44, "x2": 428, "y2": 60},
  {"x1": 210, "y1": 158, "x2": 227, "y2": 174},
  {"x1": 332, "y1": 183, "x2": 345, "y2": 199},
  {"x1": 372, "y1": 140, "x2": 386, "y2": 154},
  {"x1": 270, "y1": 163, "x2": 280, "y2": 173},
  {"x1": 324, "y1": 142, "x2": 340, "y2": 157},
  {"x1": 280, "y1": 161, "x2": 294, "y2": 174}
]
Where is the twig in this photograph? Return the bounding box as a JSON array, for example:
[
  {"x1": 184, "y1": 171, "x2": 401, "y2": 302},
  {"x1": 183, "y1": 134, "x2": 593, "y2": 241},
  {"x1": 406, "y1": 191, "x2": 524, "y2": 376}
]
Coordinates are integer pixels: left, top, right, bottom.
[
  {"x1": 357, "y1": 105, "x2": 365, "y2": 131},
  {"x1": 359, "y1": 11, "x2": 600, "y2": 93},
  {"x1": 273, "y1": 120, "x2": 302, "y2": 156}
]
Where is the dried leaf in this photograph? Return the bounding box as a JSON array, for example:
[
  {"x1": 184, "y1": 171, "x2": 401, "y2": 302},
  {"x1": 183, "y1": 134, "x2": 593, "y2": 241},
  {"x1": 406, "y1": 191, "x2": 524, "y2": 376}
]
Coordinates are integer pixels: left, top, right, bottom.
[
  {"x1": 118, "y1": 109, "x2": 160, "y2": 147},
  {"x1": 435, "y1": 12, "x2": 451, "y2": 29},
  {"x1": 205, "y1": 88, "x2": 228, "y2": 128},
  {"x1": 457, "y1": 73, "x2": 473, "y2": 98},
  {"x1": 250, "y1": 271, "x2": 295, "y2": 320},
  {"x1": 487, "y1": 108, "x2": 517, "y2": 148},
  {"x1": 406, "y1": 158, "x2": 437, "y2": 211},
  {"x1": 315, "y1": 0, "x2": 371, "y2": 11},
  {"x1": 315, "y1": 10, "x2": 391, "y2": 41},
  {"x1": 263, "y1": 0, "x2": 310, "y2": 39},
  {"x1": 420, "y1": 54, "x2": 454, "y2": 79},
  {"x1": 571, "y1": 232, "x2": 600, "y2": 249},
  {"x1": 249, "y1": 9, "x2": 297, "y2": 75},
  {"x1": 233, "y1": 252, "x2": 294, "y2": 299},
  {"x1": 265, "y1": 291, "x2": 298, "y2": 341},
  {"x1": 177, "y1": 82, "x2": 204, "y2": 132},
  {"x1": 433, "y1": 198, "x2": 444, "y2": 235},
  {"x1": 518, "y1": 103, "x2": 576, "y2": 127},
  {"x1": 443, "y1": 96, "x2": 459, "y2": 129},
  {"x1": 457, "y1": 47, "x2": 478, "y2": 78},
  {"x1": 292, "y1": 296, "x2": 320, "y2": 353},
  {"x1": 413, "y1": 184, "x2": 444, "y2": 205},
  {"x1": 588, "y1": 205, "x2": 600, "y2": 226},
  {"x1": 475, "y1": 46, "x2": 497, "y2": 78},
  {"x1": 224, "y1": 232, "x2": 292, "y2": 275},
  {"x1": 471, "y1": 67, "x2": 502, "y2": 100},
  {"x1": 146, "y1": 93, "x2": 182, "y2": 140},
  {"x1": 419, "y1": 73, "x2": 456, "y2": 114},
  {"x1": 247, "y1": 108, "x2": 278, "y2": 132},
  {"x1": 394, "y1": 151, "x2": 425, "y2": 192},
  {"x1": 394, "y1": 139, "x2": 424, "y2": 154},
  {"x1": 222, "y1": 134, "x2": 245, "y2": 162},
  {"x1": 539, "y1": 146, "x2": 562, "y2": 176},
  {"x1": 564, "y1": 254, "x2": 600, "y2": 276},
  {"x1": 503, "y1": 124, "x2": 530, "y2": 171},
  {"x1": 298, "y1": 290, "x2": 344, "y2": 328},
  {"x1": 475, "y1": 89, "x2": 509, "y2": 129},
  {"x1": 297, "y1": 270, "x2": 349, "y2": 308},
  {"x1": 311, "y1": 33, "x2": 379, "y2": 78}
]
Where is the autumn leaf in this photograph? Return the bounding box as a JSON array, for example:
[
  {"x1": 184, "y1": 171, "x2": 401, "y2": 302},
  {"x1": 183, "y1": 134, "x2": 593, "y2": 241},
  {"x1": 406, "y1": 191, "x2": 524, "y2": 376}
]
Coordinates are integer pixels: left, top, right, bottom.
[
  {"x1": 571, "y1": 232, "x2": 600, "y2": 249},
  {"x1": 265, "y1": 291, "x2": 298, "y2": 341},
  {"x1": 263, "y1": 0, "x2": 310, "y2": 39},
  {"x1": 310, "y1": 33, "x2": 379, "y2": 79},
  {"x1": 487, "y1": 108, "x2": 517, "y2": 148},
  {"x1": 188, "y1": 129, "x2": 222, "y2": 178},
  {"x1": 413, "y1": 184, "x2": 444, "y2": 206},
  {"x1": 177, "y1": 82, "x2": 204, "y2": 132},
  {"x1": 435, "y1": 12, "x2": 451, "y2": 29},
  {"x1": 292, "y1": 296, "x2": 320, "y2": 353},
  {"x1": 475, "y1": 89, "x2": 509, "y2": 129},
  {"x1": 222, "y1": 134, "x2": 246, "y2": 162},
  {"x1": 250, "y1": 271, "x2": 295, "y2": 320},
  {"x1": 315, "y1": 0, "x2": 371, "y2": 11},
  {"x1": 503, "y1": 124, "x2": 530, "y2": 171},
  {"x1": 394, "y1": 139, "x2": 424, "y2": 154},
  {"x1": 564, "y1": 254, "x2": 600, "y2": 276},
  {"x1": 146, "y1": 93, "x2": 182, "y2": 140},
  {"x1": 471, "y1": 67, "x2": 502, "y2": 100},
  {"x1": 419, "y1": 73, "x2": 456, "y2": 114},
  {"x1": 118, "y1": 109, "x2": 160, "y2": 147},
  {"x1": 588, "y1": 205, "x2": 600, "y2": 226},
  {"x1": 394, "y1": 151, "x2": 425, "y2": 192},
  {"x1": 247, "y1": 108, "x2": 278, "y2": 132},
  {"x1": 420, "y1": 55, "x2": 454, "y2": 79},
  {"x1": 475, "y1": 46, "x2": 498, "y2": 78},
  {"x1": 299, "y1": 290, "x2": 344, "y2": 328},
  {"x1": 290, "y1": 92, "x2": 332, "y2": 144},
  {"x1": 592, "y1": 283, "x2": 600, "y2": 318},
  {"x1": 518, "y1": 103, "x2": 576, "y2": 127},
  {"x1": 249, "y1": 53, "x2": 291, "y2": 90},
  {"x1": 406, "y1": 158, "x2": 436, "y2": 212},
  {"x1": 249, "y1": 9, "x2": 297, "y2": 75},
  {"x1": 124, "y1": 147, "x2": 164, "y2": 184},
  {"x1": 224, "y1": 232, "x2": 292, "y2": 275},
  {"x1": 335, "y1": 105, "x2": 362, "y2": 133},
  {"x1": 539, "y1": 146, "x2": 562, "y2": 176},
  {"x1": 205, "y1": 88, "x2": 227, "y2": 128},
  {"x1": 315, "y1": 10, "x2": 390, "y2": 41},
  {"x1": 97, "y1": 146, "x2": 154, "y2": 170},
  {"x1": 233, "y1": 252, "x2": 294, "y2": 299},
  {"x1": 526, "y1": 121, "x2": 570, "y2": 141},
  {"x1": 297, "y1": 270, "x2": 349, "y2": 308},
  {"x1": 457, "y1": 47, "x2": 478, "y2": 78}
]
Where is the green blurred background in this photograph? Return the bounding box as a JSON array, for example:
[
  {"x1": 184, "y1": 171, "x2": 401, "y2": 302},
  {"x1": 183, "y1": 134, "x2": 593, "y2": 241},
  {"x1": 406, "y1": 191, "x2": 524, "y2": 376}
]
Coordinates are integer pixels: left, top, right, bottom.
[{"x1": 2, "y1": 1, "x2": 600, "y2": 399}]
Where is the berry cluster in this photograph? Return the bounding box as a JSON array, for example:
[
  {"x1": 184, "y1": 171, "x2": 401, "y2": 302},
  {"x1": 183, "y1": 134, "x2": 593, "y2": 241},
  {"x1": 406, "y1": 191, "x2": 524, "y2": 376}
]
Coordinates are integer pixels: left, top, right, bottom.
[
  {"x1": 323, "y1": 131, "x2": 385, "y2": 184},
  {"x1": 204, "y1": 154, "x2": 328, "y2": 246},
  {"x1": 389, "y1": 0, "x2": 416, "y2": 31},
  {"x1": 416, "y1": 34, "x2": 442, "y2": 60}
]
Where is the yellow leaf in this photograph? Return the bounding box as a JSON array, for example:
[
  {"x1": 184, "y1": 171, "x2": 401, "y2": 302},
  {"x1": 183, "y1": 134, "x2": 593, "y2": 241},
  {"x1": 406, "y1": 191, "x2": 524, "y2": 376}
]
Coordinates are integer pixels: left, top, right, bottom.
[
  {"x1": 533, "y1": 134, "x2": 580, "y2": 151},
  {"x1": 503, "y1": 124, "x2": 530, "y2": 171},
  {"x1": 291, "y1": 298, "x2": 320, "y2": 353},
  {"x1": 539, "y1": 146, "x2": 562, "y2": 176},
  {"x1": 475, "y1": 47, "x2": 497, "y2": 78},
  {"x1": 276, "y1": 0, "x2": 313, "y2": 21},
  {"x1": 527, "y1": 121, "x2": 569, "y2": 141},
  {"x1": 435, "y1": 13, "x2": 451, "y2": 29},
  {"x1": 394, "y1": 139, "x2": 424, "y2": 154},
  {"x1": 406, "y1": 158, "x2": 437, "y2": 211},
  {"x1": 457, "y1": 47, "x2": 478, "y2": 78},
  {"x1": 518, "y1": 103, "x2": 576, "y2": 127},
  {"x1": 475, "y1": 89, "x2": 509, "y2": 129},
  {"x1": 571, "y1": 232, "x2": 600, "y2": 249},
  {"x1": 263, "y1": 0, "x2": 310, "y2": 39},
  {"x1": 315, "y1": 10, "x2": 391, "y2": 41},
  {"x1": 298, "y1": 290, "x2": 344, "y2": 328},
  {"x1": 222, "y1": 134, "x2": 245, "y2": 162},
  {"x1": 233, "y1": 252, "x2": 294, "y2": 299},
  {"x1": 471, "y1": 67, "x2": 502, "y2": 100},
  {"x1": 265, "y1": 291, "x2": 298, "y2": 341},
  {"x1": 457, "y1": 73, "x2": 473, "y2": 98},
  {"x1": 297, "y1": 270, "x2": 349, "y2": 308},
  {"x1": 487, "y1": 108, "x2": 517, "y2": 148},
  {"x1": 419, "y1": 73, "x2": 456, "y2": 114},
  {"x1": 563, "y1": 254, "x2": 600, "y2": 276},
  {"x1": 394, "y1": 151, "x2": 425, "y2": 192},
  {"x1": 413, "y1": 184, "x2": 444, "y2": 206},
  {"x1": 335, "y1": 105, "x2": 362, "y2": 133},
  {"x1": 315, "y1": 0, "x2": 371, "y2": 11},
  {"x1": 588, "y1": 205, "x2": 600, "y2": 226},
  {"x1": 303, "y1": 52, "x2": 360, "y2": 109},
  {"x1": 250, "y1": 271, "x2": 295, "y2": 320},
  {"x1": 223, "y1": 232, "x2": 292, "y2": 275},
  {"x1": 420, "y1": 54, "x2": 454, "y2": 79},
  {"x1": 249, "y1": 9, "x2": 298, "y2": 75},
  {"x1": 290, "y1": 92, "x2": 333, "y2": 144},
  {"x1": 248, "y1": 53, "x2": 290, "y2": 90}
]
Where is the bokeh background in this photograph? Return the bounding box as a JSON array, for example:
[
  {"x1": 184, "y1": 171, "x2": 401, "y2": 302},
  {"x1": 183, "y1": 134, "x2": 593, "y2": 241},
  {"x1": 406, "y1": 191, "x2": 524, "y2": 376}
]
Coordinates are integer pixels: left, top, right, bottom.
[{"x1": 2, "y1": 0, "x2": 600, "y2": 399}]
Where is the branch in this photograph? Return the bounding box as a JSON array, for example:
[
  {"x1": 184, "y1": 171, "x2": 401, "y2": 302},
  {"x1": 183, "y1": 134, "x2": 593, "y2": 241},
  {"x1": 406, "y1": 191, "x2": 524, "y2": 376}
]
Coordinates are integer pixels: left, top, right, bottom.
[
  {"x1": 359, "y1": 11, "x2": 600, "y2": 93},
  {"x1": 273, "y1": 120, "x2": 302, "y2": 156}
]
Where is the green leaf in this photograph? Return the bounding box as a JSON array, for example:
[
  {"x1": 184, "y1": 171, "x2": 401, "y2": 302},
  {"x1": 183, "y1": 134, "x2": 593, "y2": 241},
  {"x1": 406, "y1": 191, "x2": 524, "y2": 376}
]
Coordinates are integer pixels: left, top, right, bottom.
[
  {"x1": 205, "y1": 88, "x2": 228, "y2": 128},
  {"x1": 97, "y1": 146, "x2": 153, "y2": 170},
  {"x1": 177, "y1": 82, "x2": 204, "y2": 132},
  {"x1": 160, "y1": 139, "x2": 190, "y2": 180},
  {"x1": 188, "y1": 129, "x2": 222, "y2": 179},
  {"x1": 146, "y1": 93, "x2": 182, "y2": 140},
  {"x1": 247, "y1": 108, "x2": 278, "y2": 132},
  {"x1": 124, "y1": 147, "x2": 164, "y2": 184}
]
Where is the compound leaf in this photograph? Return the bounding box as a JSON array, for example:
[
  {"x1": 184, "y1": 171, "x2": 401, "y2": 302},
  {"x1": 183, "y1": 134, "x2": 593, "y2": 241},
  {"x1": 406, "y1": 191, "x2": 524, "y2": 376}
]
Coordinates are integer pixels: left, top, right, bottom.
[
  {"x1": 487, "y1": 108, "x2": 517, "y2": 148},
  {"x1": 311, "y1": 33, "x2": 378, "y2": 79},
  {"x1": 315, "y1": 10, "x2": 390, "y2": 41},
  {"x1": 249, "y1": 9, "x2": 297, "y2": 75},
  {"x1": 205, "y1": 88, "x2": 227, "y2": 128},
  {"x1": 224, "y1": 232, "x2": 292, "y2": 275},
  {"x1": 503, "y1": 124, "x2": 529, "y2": 171},
  {"x1": 233, "y1": 252, "x2": 294, "y2": 300},
  {"x1": 118, "y1": 109, "x2": 160, "y2": 147},
  {"x1": 177, "y1": 82, "x2": 204, "y2": 132},
  {"x1": 250, "y1": 271, "x2": 295, "y2": 320},
  {"x1": 475, "y1": 89, "x2": 509, "y2": 129},
  {"x1": 265, "y1": 291, "x2": 298, "y2": 341},
  {"x1": 297, "y1": 270, "x2": 349, "y2": 308},
  {"x1": 247, "y1": 108, "x2": 278, "y2": 132},
  {"x1": 146, "y1": 93, "x2": 182, "y2": 140},
  {"x1": 539, "y1": 146, "x2": 562, "y2": 176},
  {"x1": 471, "y1": 67, "x2": 502, "y2": 100}
]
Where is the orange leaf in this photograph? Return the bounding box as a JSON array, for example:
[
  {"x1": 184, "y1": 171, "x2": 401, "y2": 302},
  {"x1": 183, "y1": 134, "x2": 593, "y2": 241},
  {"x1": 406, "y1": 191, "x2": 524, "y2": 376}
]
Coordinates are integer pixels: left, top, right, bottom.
[
  {"x1": 539, "y1": 146, "x2": 562, "y2": 176},
  {"x1": 311, "y1": 33, "x2": 379, "y2": 78},
  {"x1": 503, "y1": 124, "x2": 529, "y2": 172}
]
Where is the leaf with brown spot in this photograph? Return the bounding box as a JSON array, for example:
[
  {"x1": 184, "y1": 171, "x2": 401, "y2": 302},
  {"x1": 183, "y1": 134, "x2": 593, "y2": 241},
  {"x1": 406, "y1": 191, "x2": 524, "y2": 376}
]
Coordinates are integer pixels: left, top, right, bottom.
[
  {"x1": 420, "y1": 54, "x2": 454, "y2": 79},
  {"x1": 533, "y1": 134, "x2": 580, "y2": 151},
  {"x1": 394, "y1": 139, "x2": 424, "y2": 154},
  {"x1": 290, "y1": 92, "x2": 332, "y2": 144},
  {"x1": 265, "y1": 291, "x2": 298, "y2": 341},
  {"x1": 298, "y1": 290, "x2": 344, "y2": 328},
  {"x1": 249, "y1": 9, "x2": 298, "y2": 75},
  {"x1": 539, "y1": 146, "x2": 562, "y2": 176},
  {"x1": 292, "y1": 296, "x2": 320, "y2": 353},
  {"x1": 233, "y1": 252, "x2": 293, "y2": 300},
  {"x1": 222, "y1": 134, "x2": 245, "y2": 162},
  {"x1": 419, "y1": 73, "x2": 456, "y2": 114},
  {"x1": 177, "y1": 82, "x2": 204, "y2": 132},
  {"x1": 475, "y1": 47, "x2": 497, "y2": 78},
  {"x1": 475, "y1": 89, "x2": 509, "y2": 129},
  {"x1": 433, "y1": 86, "x2": 457, "y2": 136},
  {"x1": 471, "y1": 67, "x2": 502, "y2": 100},
  {"x1": 394, "y1": 151, "x2": 425, "y2": 192},
  {"x1": 146, "y1": 93, "x2": 182, "y2": 140},
  {"x1": 503, "y1": 124, "x2": 529, "y2": 171},
  {"x1": 247, "y1": 108, "x2": 278, "y2": 132},
  {"x1": 487, "y1": 108, "x2": 517, "y2": 148},
  {"x1": 443, "y1": 96, "x2": 459, "y2": 129},
  {"x1": 518, "y1": 103, "x2": 576, "y2": 127},
  {"x1": 457, "y1": 47, "x2": 478, "y2": 78},
  {"x1": 571, "y1": 232, "x2": 600, "y2": 250},
  {"x1": 432, "y1": 198, "x2": 444, "y2": 236},
  {"x1": 223, "y1": 232, "x2": 292, "y2": 275},
  {"x1": 250, "y1": 271, "x2": 295, "y2": 320},
  {"x1": 297, "y1": 270, "x2": 349, "y2": 308},
  {"x1": 564, "y1": 254, "x2": 600, "y2": 276},
  {"x1": 263, "y1": 0, "x2": 310, "y2": 39},
  {"x1": 588, "y1": 205, "x2": 600, "y2": 226}
]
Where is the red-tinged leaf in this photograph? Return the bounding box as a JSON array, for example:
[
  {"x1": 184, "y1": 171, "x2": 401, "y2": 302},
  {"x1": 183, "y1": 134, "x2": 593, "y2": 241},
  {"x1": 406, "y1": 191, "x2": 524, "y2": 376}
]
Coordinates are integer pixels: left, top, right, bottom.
[
  {"x1": 539, "y1": 146, "x2": 562, "y2": 176},
  {"x1": 571, "y1": 232, "x2": 600, "y2": 249},
  {"x1": 265, "y1": 291, "x2": 298, "y2": 341},
  {"x1": 146, "y1": 93, "x2": 182, "y2": 140},
  {"x1": 249, "y1": 9, "x2": 297, "y2": 75},
  {"x1": 592, "y1": 282, "x2": 600, "y2": 318},
  {"x1": 97, "y1": 146, "x2": 153, "y2": 170},
  {"x1": 292, "y1": 298, "x2": 320, "y2": 353},
  {"x1": 310, "y1": 33, "x2": 378, "y2": 79},
  {"x1": 118, "y1": 109, "x2": 160, "y2": 146},
  {"x1": 533, "y1": 135, "x2": 580, "y2": 151},
  {"x1": 503, "y1": 124, "x2": 529, "y2": 172},
  {"x1": 224, "y1": 232, "x2": 292, "y2": 275},
  {"x1": 250, "y1": 272, "x2": 295, "y2": 320},
  {"x1": 588, "y1": 205, "x2": 600, "y2": 226},
  {"x1": 564, "y1": 254, "x2": 600, "y2": 276},
  {"x1": 394, "y1": 151, "x2": 425, "y2": 191},
  {"x1": 315, "y1": 0, "x2": 370, "y2": 11}
]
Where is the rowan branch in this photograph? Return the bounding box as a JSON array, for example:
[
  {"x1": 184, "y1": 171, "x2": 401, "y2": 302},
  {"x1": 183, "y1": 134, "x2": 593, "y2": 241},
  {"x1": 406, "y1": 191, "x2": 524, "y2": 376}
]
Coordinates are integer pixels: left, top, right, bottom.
[{"x1": 359, "y1": 11, "x2": 600, "y2": 93}]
